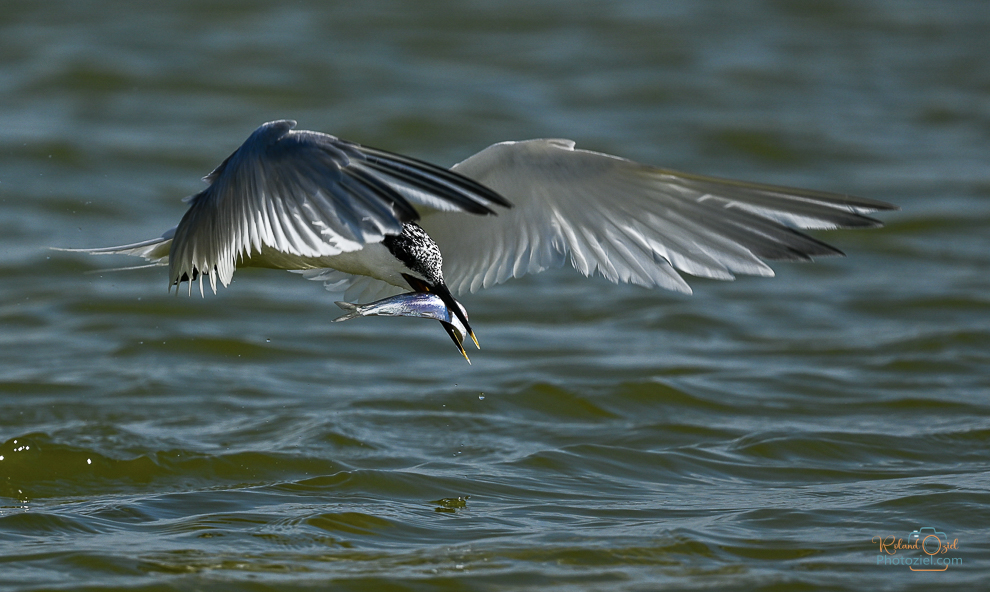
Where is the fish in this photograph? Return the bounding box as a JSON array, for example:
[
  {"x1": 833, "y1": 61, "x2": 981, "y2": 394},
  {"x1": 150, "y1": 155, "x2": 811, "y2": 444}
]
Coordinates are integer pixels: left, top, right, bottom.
[{"x1": 333, "y1": 292, "x2": 474, "y2": 363}]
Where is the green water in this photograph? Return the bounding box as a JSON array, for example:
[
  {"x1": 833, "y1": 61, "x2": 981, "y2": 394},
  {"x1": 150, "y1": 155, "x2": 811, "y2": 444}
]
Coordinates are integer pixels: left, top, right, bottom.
[{"x1": 2, "y1": 1, "x2": 989, "y2": 590}]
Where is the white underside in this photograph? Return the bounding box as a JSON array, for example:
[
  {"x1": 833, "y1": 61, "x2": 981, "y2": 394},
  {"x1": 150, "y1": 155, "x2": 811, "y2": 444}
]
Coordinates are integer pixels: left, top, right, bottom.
[{"x1": 244, "y1": 241, "x2": 422, "y2": 289}]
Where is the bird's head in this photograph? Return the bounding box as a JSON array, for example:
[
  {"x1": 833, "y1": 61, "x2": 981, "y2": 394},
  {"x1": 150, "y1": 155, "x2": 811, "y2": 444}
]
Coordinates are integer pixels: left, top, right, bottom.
[{"x1": 401, "y1": 273, "x2": 479, "y2": 358}]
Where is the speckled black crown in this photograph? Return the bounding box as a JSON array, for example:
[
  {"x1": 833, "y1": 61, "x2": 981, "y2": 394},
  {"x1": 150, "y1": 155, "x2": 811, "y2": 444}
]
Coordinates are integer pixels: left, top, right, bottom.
[{"x1": 382, "y1": 222, "x2": 444, "y2": 285}]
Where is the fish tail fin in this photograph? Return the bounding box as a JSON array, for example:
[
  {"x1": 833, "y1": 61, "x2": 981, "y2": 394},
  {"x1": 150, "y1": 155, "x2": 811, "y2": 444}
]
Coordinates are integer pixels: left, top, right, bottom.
[{"x1": 332, "y1": 301, "x2": 362, "y2": 322}]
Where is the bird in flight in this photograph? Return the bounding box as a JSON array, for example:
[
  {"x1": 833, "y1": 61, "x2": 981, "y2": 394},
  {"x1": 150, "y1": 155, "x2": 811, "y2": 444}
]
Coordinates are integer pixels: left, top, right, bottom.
[{"x1": 63, "y1": 120, "x2": 896, "y2": 361}]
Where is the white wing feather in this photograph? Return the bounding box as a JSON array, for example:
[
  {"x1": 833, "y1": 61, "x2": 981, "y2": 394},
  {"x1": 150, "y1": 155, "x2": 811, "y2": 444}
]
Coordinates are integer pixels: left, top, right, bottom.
[
  {"x1": 421, "y1": 139, "x2": 896, "y2": 295},
  {"x1": 54, "y1": 227, "x2": 175, "y2": 265},
  {"x1": 168, "y1": 120, "x2": 508, "y2": 294}
]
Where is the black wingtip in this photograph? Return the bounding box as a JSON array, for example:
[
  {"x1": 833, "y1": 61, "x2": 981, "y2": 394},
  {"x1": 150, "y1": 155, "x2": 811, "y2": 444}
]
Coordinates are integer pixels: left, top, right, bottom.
[{"x1": 354, "y1": 143, "x2": 513, "y2": 214}]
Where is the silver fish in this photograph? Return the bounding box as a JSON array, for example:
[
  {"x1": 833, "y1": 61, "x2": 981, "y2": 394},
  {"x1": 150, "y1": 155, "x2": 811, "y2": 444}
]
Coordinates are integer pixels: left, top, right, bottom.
[{"x1": 333, "y1": 292, "x2": 474, "y2": 363}]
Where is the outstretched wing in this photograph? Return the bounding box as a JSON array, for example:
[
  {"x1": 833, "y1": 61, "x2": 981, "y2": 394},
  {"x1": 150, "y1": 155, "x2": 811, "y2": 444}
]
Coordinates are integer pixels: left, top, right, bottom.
[
  {"x1": 169, "y1": 120, "x2": 510, "y2": 293},
  {"x1": 421, "y1": 139, "x2": 897, "y2": 295}
]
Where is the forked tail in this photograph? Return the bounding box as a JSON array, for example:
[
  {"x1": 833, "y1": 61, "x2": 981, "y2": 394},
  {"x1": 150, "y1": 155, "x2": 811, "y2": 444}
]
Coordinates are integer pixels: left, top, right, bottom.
[{"x1": 331, "y1": 301, "x2": 362, "y2": 322}]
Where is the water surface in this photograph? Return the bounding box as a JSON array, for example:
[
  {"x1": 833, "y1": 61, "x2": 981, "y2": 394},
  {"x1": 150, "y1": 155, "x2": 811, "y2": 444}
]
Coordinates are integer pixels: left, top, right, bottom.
[{"x1": 2, "y1": 1, "x2": 989, "y2": 590}]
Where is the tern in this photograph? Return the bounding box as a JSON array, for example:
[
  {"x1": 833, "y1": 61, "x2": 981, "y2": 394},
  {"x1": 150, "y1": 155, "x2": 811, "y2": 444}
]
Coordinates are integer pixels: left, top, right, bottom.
[{"x1": 63, "y1": 120, "x2": 896, "y2": 360}]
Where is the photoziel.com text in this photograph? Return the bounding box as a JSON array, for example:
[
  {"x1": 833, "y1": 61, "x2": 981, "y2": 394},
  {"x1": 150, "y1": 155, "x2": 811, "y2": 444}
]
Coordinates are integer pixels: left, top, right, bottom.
[{"x1": 872, "y1": 527, "x2": 961, "y2": 572}]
